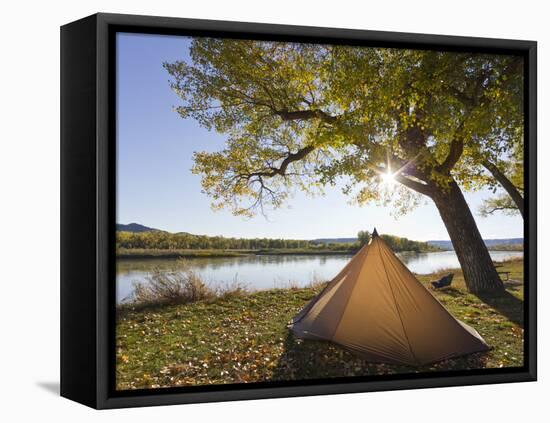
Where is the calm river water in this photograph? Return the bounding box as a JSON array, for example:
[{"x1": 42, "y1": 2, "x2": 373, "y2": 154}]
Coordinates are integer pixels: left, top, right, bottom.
[{"x1": 116, "y1": 250, "x2": 523, "y2": 303}]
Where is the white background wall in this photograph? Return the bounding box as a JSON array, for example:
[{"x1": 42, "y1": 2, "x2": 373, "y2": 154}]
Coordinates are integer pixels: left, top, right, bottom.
[{"x1": 1, "y1": 0, "x2": 547, "y2": 420}]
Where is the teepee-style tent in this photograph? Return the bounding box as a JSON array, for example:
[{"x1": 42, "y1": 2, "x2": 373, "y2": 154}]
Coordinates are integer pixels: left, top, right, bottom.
[{"x1": 290, "y1": 229, "x2": 489, "y2": 366}]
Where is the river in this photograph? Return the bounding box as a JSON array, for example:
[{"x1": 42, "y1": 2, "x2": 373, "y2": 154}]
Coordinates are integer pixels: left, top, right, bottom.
[{"x1": 116, "y1": 250, "x2": 523, "y2": 303}]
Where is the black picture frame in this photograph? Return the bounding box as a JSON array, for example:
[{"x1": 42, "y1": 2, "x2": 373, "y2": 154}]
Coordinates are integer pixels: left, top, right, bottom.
[{"x1": 60, "y1": 12, "x2": 537, "y2": 409}]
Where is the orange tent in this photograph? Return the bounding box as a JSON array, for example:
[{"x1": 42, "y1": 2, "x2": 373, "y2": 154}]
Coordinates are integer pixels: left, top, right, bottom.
[{"x1": 289, "y1": 229, "x2": 489, "y2": 366}]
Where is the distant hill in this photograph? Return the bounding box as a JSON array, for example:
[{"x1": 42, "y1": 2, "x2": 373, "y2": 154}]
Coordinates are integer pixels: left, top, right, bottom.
[
  {"x1": 427, "y1": 238, "x2": 523, "y2": 251},
  {"x1": 116, "y1": 223, "x2": 159, "y2": 233}
]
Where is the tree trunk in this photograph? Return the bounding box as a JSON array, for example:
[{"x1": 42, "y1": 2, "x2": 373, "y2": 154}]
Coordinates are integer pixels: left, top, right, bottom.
[
  {"x1": 431, "y1": 180, "x2": 504, "y2": 294},
  {"x1": 483, "y1": 160, "x2": 524, "y2": 218}
]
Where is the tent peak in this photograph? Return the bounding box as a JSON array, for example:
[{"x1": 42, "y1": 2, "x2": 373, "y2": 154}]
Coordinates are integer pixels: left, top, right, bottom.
[{"x1": 372, "y1": 228, "x2": 379, "y2": 237}]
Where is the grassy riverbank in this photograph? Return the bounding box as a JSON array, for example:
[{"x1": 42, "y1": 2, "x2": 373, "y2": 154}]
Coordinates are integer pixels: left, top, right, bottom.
[{"x1": 116, "y1": 260, "x2": 524, "y2": 390}]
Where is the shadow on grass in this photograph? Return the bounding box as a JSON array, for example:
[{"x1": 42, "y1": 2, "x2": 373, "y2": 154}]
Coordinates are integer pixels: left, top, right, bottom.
[
  {"x1": 476, "y1": 290, "x2": 524, "y2": 328},
  {"x1": 271, "y1": 332, "x2": 344, "y2": 381},
  {"x1": 503, "y1": 280, "x2": 523, "y2": 292},
  {"x1": 434, "y1": 287, "x2": 464, "y2": 297},
  {"x1": 271, "y1": 331, "x2": 490, "y2": 381}
]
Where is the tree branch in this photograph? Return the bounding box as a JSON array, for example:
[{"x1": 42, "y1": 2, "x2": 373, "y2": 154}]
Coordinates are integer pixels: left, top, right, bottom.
[
  {"x1": 372, "y1": 161, "x2": 432, "y2": 197},
  {"x1": 437, "y1": 133, "x2": 464, "y2": 174},
  {"x1": 482, "y1": 160, "x2": 524, "y2": 218},
  {"x1": 235, "y1": 145, "x2": 316, "y2": 181},
  {"x1": 485, "y1": 205, "x2": 518, "y2": 214},
  {"x1": 393, "y1": 174, "x2": 433, "y2": 196},
  {"x1": 388, "y1": 152, "x2": 430, "y2": 183},
  {"x1": 270, "y1": 145, "x2": 316, "y2": 175},
  {"x1": 273, "y1": 108, "x2": 339, "y2": 123}
]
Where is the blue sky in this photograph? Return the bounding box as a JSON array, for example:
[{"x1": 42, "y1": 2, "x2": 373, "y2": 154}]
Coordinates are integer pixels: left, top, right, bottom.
[{"x1": 116, "y1": 33, "x2": 523, "y2": 241}]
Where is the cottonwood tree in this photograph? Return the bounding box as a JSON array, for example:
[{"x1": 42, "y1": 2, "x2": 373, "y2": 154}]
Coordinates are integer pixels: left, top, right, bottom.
[{"x1": 165, "y1": 40, "x2": 523, "y2": 293}]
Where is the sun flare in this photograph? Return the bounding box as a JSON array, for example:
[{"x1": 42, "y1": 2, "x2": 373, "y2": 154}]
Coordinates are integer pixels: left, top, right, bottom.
[{"x1": 381, "y1": 171, "x2": 396, "y2": 186}]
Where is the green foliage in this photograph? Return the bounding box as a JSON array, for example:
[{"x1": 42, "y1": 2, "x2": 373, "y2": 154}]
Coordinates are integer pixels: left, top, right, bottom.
[
  {"x1": 357, "y1": 230, "x2": 371, "y2": 246},
  {"x1": 116, "y1": 230, "x2": 311, "y2": 250},
  {"x1": 380, "y1": 234, "x2": 440, "y2": 253},
  {"x1": 116, "y1": 231, "x2": 439, "y2": 253},
  {"x1": 165, "y1": 40, "x2": 523, "y2": 216},
  {"x1": 479, "y1": 195, "x2": 520, "y2": 217}
]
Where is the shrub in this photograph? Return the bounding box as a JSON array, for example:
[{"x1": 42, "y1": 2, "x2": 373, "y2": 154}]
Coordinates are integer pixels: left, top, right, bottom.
[
  {"x1": 128, "y1": 260, "x2": 249, "y2": 307},
  {"x1": 213, "y1": 277, "x2": 249, "y2": 299},
  {"x1": 131, "y1": 261, "x2": 215, "y2": 306}
]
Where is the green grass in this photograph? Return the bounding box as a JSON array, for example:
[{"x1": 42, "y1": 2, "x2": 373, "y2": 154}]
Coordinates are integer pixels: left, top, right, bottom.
[{"x1": 115, "y1": 260, "x2": 524, "y2": 390}]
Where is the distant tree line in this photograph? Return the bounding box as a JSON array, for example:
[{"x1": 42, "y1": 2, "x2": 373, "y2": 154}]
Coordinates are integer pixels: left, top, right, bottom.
[
  {"x1": 487, "y1": 243, "x2": 523, "y2": 252},
  {"x1": 379, "y1": 234, "x2": 440, "y2": 253},
  {"x1": 116, "y1": 231, "x2": 311, "y2": 250},
  {"x1": 356, "y1": 230, "x2": 438, "y2": 253},
  {"x1": 116, "y1": 230, "x2": 439, "y2": 253},
  {"x1": 357, "y1": 230, "x2": 372, "y2": 246}
]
